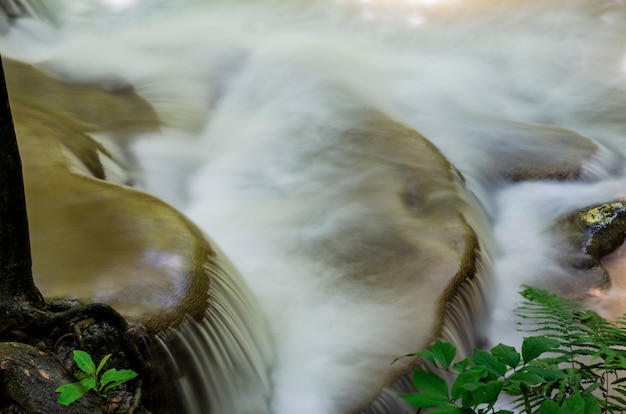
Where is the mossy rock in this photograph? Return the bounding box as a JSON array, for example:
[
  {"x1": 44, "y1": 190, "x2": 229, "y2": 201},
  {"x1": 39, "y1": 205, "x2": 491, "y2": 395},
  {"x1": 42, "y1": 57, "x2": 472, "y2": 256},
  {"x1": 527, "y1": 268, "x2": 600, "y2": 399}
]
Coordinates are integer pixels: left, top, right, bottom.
[
  {"x1": 551, "y1": 200, "x2": 626, "y2": 299},
  {"x1": 559, "y1": 201, "x2": 626, "y2": 267}
]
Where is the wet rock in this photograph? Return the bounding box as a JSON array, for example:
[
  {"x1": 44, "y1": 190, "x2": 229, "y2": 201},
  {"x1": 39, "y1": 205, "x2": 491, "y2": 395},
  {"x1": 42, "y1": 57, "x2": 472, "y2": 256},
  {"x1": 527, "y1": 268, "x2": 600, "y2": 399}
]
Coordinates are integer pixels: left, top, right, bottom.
[
  {"x1": 573, "y1": 201, "x2": 626, "y2": 260},
  {"x1": 6, "y1": 61, "x2": 213, "y2": 335},
  {"x1": 4, "y1": 57, "x2": 271, "y2": 414},
  {"x1": 307, "y1": 110, "x2": 482, "y2": 413},
  {"x1": 553, "y1": 200, "x2": 626, "y2": 297},
  {"x1": 4, "y1": 59, "x2": 159, "y2": 135},
  {"x1": 466, "y1": 117, "x2": 614, "y2": 182},
  {"x1": 560, "y1": 200, "x2": 626, "y2": 265}
]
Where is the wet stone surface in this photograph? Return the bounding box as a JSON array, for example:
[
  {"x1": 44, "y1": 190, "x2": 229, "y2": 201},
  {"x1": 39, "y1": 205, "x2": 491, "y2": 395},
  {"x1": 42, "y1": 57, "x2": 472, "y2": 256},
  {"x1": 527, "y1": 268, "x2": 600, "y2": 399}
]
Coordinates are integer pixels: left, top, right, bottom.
[
  {"x1": 555, "y1": 200, "x2": 626, "y2": 296},
  {"x1": 566, "y1": 201, "x2": 626, "y2": 263}
]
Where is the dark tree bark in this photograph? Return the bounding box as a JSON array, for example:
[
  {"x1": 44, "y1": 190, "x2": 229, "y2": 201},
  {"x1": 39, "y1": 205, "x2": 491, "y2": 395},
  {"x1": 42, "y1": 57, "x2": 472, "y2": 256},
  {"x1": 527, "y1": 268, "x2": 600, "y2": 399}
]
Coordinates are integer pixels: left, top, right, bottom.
[
  {"x1": 0, "y1": 342, "x2": 101, "y2": 413},
  {"x1": 0, "y1": 56, "x2": 46, "y2": 333}
]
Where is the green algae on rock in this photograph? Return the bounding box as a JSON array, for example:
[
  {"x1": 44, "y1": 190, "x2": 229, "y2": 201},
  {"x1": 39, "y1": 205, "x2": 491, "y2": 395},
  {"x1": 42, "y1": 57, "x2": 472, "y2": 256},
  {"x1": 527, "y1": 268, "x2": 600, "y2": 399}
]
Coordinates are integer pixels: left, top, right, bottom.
[{"x1": 565, "y1": 201, "x2": 626, "y2": 264}]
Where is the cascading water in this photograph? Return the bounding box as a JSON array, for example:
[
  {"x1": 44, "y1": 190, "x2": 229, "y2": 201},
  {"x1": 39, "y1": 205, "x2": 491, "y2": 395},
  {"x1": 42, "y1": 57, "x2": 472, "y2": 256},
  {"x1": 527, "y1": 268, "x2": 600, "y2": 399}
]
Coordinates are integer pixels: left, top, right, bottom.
[{"x1": 3, "y1": 0, "x2": 626, "y2": 413}]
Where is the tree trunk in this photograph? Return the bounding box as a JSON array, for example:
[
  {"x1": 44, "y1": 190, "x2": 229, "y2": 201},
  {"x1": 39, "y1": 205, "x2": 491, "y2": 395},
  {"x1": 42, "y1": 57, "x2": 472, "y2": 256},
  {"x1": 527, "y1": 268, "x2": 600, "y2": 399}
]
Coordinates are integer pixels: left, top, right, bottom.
[{"x1": 0, "y1": 56, "x2": 46, "y2": 332}]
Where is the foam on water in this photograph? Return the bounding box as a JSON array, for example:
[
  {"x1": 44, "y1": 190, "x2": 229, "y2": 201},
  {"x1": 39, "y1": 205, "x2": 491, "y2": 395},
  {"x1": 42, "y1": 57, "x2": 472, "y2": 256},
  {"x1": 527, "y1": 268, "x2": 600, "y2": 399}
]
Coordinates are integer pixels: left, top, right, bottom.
[{"x1": 4, "y1": 0, "x2": 626, "y2": 412}]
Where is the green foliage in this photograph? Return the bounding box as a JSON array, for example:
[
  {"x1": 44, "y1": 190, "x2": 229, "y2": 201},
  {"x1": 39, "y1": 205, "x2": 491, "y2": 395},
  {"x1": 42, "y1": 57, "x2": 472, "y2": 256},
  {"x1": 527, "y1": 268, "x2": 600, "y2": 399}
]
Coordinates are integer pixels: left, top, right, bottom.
[
  {"x1": 56, "y1": 350, "x2": 138, "y2": 407},
  {"x1": 398, "y1": 286, "x2": 626, "y2": 413}
]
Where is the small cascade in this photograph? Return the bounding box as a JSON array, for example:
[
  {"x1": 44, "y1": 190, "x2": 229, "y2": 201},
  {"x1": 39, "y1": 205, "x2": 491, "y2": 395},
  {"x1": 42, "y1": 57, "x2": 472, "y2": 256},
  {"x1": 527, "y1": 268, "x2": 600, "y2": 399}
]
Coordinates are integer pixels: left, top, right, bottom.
[
  {"x1": 152, "y1": 247, "x2": 274, "y2": 414},
  {"x1": 0, "y1": 0, "x2": 55, "y2": 33},
  {"x1": 2, "y1": 53, "x2": 276, "y2": 413},
  {"x1": 357, "y1": 256, "x2": 493, "y2": 414},
  {"x1": 357, "y1": 161, "x2": 495, "y2": 414},
  {"x1": 439, "y1": 167, "x2": 496, "y2": 362}
]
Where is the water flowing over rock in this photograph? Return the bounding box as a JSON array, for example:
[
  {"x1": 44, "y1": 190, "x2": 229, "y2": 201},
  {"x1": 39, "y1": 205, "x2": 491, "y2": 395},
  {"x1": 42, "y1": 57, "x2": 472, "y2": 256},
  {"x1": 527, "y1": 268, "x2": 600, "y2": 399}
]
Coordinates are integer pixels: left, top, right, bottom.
[
  {"x1": 4, "y1": 56, "x2": 488, "y2": 412},
  {"x1": 4, "y1": 58, "x2": 274, "y2": 413},
  {"x1": 3, "y1": 0, "x2": 626, "y2": 413}
]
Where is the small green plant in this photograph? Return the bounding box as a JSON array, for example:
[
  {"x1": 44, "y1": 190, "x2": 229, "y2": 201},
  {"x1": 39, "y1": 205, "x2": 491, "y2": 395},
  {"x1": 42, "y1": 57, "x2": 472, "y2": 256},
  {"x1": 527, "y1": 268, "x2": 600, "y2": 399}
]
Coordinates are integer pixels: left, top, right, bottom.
[
  {"x1": 56, "y1": 350, "x2": 138, "y2": 407},
  {"x1": 398, "y1": 286, "x2": 626, "y2": 413}
]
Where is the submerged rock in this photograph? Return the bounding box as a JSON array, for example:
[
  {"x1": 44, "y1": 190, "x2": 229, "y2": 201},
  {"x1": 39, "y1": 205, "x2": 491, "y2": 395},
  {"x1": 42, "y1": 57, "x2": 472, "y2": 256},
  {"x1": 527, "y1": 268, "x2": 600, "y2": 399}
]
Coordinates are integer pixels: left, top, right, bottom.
[{"x1": 487, "y1": 120, "x2": 604, "y2": 182}]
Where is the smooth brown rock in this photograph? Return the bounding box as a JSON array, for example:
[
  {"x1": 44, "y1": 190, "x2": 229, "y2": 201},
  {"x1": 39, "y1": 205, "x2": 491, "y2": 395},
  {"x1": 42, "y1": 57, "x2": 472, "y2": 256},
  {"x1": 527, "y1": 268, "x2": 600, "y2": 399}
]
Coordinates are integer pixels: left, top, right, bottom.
[
  {"x1": 5, "y1": 60, "x2": 212, "y2": 334},
  {"x1": 476, "y1": 118, "x2": 601, "y2": 182},
  {"x1": 312, "y1": 110, "x2": 480, "y2": 412}
]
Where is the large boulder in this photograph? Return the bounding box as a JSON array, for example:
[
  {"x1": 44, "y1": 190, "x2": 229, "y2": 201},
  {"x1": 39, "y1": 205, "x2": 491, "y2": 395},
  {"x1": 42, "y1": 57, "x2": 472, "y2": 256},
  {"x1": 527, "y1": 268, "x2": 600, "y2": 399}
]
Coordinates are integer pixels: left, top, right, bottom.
[
  {"x1": 5, "y1": 58, "x2": 211, "y2": 333},
  {"x1": 338, "y1": 113, "x2": 482, "y2": 412},
  {"x1": 3, "y1": 58, "x2": 273, "y2": 413}
]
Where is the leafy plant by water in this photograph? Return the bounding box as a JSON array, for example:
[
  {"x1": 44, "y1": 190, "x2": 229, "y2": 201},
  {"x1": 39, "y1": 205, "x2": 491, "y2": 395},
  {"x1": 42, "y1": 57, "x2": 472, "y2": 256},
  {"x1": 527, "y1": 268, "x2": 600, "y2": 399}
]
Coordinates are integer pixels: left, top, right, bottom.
[
  {"x1": 56, "y1": 350, "x2": 138, "y2": 407},
  {"x1": 399, "y1": 286, "x2": 626, "y2": 413}
]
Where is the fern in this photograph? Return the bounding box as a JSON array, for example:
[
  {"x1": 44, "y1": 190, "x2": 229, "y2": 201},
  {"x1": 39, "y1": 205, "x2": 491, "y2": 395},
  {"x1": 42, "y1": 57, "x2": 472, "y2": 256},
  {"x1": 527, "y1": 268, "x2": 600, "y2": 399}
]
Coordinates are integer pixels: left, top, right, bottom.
[
  {"x1": 398, "y1": 286, "x2": 626, "y2": 414},
  {"x1": 514, "y1": 287, "x2": 605, "y2": 410}
]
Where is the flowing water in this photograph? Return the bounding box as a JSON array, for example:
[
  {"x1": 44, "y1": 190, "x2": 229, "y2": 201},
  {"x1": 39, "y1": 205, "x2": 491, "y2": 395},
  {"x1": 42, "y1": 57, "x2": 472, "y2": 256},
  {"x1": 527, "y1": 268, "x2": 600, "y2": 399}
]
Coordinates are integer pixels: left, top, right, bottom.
[{"x1": 3, "y1": 0, "x2": 626, "y2": 412}]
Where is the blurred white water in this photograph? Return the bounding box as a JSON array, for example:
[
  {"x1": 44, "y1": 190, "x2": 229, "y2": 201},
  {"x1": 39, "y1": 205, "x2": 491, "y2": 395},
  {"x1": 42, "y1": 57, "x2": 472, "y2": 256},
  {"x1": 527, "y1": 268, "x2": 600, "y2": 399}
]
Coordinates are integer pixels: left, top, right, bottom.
[{"x1": 4, "y1": 0, "x2": 626, "y2": 412}]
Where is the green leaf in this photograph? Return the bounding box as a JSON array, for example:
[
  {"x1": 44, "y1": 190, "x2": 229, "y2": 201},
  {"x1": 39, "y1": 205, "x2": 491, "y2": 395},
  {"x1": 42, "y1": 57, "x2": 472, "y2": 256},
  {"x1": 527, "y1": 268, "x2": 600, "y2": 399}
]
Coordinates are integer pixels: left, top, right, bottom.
[
  {"x1": 524, "y1": 366, "x2": 567, "y2": 381},
  {"x1": 521, "y1": 336, "x2": 560, "y2": 364},
  {"x1": 583, "y1": 382, "x2": 601, "y2": 395},
  {"x1": 538, "y1": 399, "x2": 562, "y2": 414},
  {"x1": 73, "y1": 350, "x2": 96, "y2": 376},
  {"x1": 455, "y1": 380, "x2": 502, "y2": 409},
  {"x1": 562, "y1": 393, "x2": 585, "y2": 414},
  {"x1": 491, "y1": 343, "x2": 520, "y2": 369},
  {"x1": 506, "y1": 370, "x2": 544, "y2": 386},
  {"x1": 95, "y1": 353, "x2": 112, "y2": 376},
  {"x1": 56, "y1": 382, "x2": 88, "y2": 406},
  {"x1": 473, "y1": 349, "x2": 507, "y2": 377},
  {"x1": 432, "y1": 339, "x2": 457, "y2": 369},
  {"x1": 458, "y1": 382, "x2": 483, "y2": 392},
  {"x1": 452, "y1": 357, "x2": 473, "y2": 373},
  {"x1": 583, "y1": 396, "x2": 601, "y2": 414},
  {"x1": 78, "y1": 376, "x2": 97, "y2": 392},
  {"x1": 400, "y1": 393, "x2": 451, "y2": 409},
  {"x1": 451, "y1": 367, "x2": 486, "y2": 400},
  {"x1": 472, "y1": 380, "x2": 503, "y2": 405},
  {"x1": 55, "y1": 377, "x2": 95, "y2": 406},
  {"x1": 100, "y1": 368, "x2": 138, "y2": 393},
  {"x1": 411, "y1": 370, "x2": 448, "y2": 397},
  {"x1": 429, "y1": 406, "x2": 462, "y2": 414},
  {"x1": 417, "y1": 349, "x2": 436, "y2": 365},
  {"x1": 73, "y1": 371, "x2": 89, "y2": 381}
]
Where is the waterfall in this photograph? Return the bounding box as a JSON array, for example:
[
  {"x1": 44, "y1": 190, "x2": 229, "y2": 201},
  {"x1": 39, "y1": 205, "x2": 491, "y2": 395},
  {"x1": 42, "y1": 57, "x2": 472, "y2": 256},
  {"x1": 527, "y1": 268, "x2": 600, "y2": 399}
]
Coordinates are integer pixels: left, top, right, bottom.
[
  {"x1": 3, "y1": 0, "x2": 626, "y2": 413},
  {"x1": 152, "y1": 247, "x2": 275, "y2": 414}
]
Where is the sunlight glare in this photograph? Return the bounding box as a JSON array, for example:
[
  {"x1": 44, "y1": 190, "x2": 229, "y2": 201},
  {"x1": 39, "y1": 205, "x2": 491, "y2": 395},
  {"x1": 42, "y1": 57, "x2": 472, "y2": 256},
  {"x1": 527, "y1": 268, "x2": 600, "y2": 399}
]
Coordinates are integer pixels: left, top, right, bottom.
[{"x1": 101, "y1": 0, "x2": 138, "y2": 12}]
